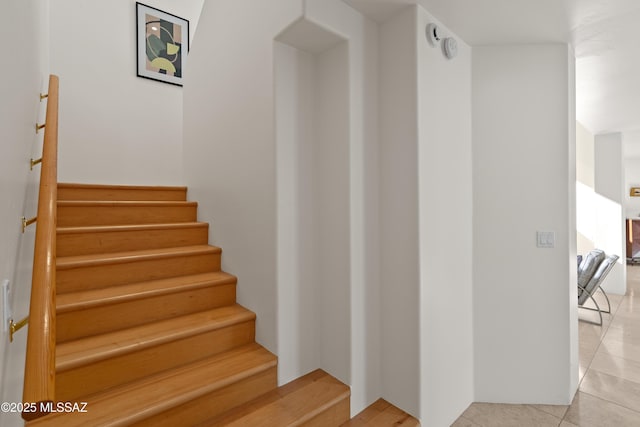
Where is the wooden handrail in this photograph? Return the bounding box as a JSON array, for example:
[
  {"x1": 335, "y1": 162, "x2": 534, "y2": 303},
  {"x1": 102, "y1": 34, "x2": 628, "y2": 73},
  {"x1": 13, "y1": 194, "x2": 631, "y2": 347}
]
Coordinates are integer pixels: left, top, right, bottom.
[{"x1": 22, "y1": 75, "x2": 59, "y2": 420}]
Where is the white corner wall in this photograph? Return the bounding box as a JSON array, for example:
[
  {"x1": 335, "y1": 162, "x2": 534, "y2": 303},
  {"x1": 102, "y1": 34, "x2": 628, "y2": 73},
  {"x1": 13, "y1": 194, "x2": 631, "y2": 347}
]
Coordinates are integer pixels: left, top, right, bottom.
[
  {"x1": 594, "y1": 133, "x2": 626, "y2": 295},
  {"x1": 378, "y1": 6, "x2": 475, "y2": 424},
  {"x1": 473, "y1": 44, "x2": 578, "y2": 404},
  {"x1": 416, "y1": 6, "x2": 474, "y2": 426},
  {"x1": 378, "y1": 6, "x2": 421, "y2": 417},
  {"x1": 50, "y1": 0, "x2": 204, "y2": 185},
  {"x1": 0, "y1": 0, "x2": 49, "y2": 426}
]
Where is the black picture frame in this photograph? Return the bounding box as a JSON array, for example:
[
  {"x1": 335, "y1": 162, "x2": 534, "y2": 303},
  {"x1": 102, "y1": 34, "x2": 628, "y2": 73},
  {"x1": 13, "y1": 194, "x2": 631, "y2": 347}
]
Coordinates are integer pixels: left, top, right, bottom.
[{"x1": 136, "y1": 2, "x2": 189, "y2": 86}]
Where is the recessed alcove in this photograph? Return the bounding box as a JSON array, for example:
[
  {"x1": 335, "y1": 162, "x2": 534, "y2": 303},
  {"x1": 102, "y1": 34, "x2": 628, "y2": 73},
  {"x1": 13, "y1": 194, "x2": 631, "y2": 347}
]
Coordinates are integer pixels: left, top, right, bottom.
[{"x1": 274, "y1": 17, "x2": 351, "y2": 387}]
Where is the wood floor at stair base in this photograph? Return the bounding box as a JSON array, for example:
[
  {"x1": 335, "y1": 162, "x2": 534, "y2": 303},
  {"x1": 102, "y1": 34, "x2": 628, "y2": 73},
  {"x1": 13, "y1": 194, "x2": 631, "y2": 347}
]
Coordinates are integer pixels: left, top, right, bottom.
[
  {"x1": 130, "y1": 366, "x2": 277, "y2": 427},
  {"x1": 57, "y1": 281, "x2": 236, "y2": 342},
  {"x1": 342, "y1": 398, "x2": 420, "y2": 426},
  {"x1": 57, "y1": 248, "x2": 221, "y2": 293},
  {"x1": 56, "y1": 320, "x2": 256, "y2": 402}
]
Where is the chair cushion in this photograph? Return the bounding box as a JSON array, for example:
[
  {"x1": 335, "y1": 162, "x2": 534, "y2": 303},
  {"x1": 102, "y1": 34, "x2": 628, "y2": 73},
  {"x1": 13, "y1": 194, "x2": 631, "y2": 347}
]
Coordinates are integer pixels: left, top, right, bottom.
[
  {"x1": 578, "y1": 254, "x2": 619, "y2": 306},
  {"x1": 578, "y1": 249, "x2": 605, "y2": 289}
]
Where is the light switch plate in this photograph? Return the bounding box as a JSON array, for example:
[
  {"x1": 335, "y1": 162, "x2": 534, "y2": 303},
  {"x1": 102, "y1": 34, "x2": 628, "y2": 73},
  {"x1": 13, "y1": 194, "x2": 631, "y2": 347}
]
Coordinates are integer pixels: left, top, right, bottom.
[{"x1": 537, "y1": 231, "x2": 555, "y2": 248}]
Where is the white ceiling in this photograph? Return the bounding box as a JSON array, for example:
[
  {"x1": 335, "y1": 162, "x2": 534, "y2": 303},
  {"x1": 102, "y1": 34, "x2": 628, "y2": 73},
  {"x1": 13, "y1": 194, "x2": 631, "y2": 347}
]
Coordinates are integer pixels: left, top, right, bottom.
[{"x1": 345, "y1": 0, "x2": 640, "y2": 147}]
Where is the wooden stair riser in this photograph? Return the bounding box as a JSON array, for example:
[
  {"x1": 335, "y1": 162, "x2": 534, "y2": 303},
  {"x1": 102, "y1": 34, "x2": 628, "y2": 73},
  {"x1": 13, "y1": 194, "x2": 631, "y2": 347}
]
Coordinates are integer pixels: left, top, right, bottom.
[
  {"x1": 305, "y1": 398, "x2": 351, "y2": 427},
  {"x1": 56, "y1": 320, "x2": 256, "y2": 402},
  {"x1": 57, "y1": 224, "x2": 209, "y2": 257},
  {"x1": 57, "y1": 202, "x2": 197, "y2": 227},
  {"x1": 133, "y1": 367, "x2": 277, "y2": 427},
  {"x1": 57, "y1": 283, "x2": 236, "y2": 342},
  {"x1": 57, "y1": 250, "x2": 221, "y2": 293},
  {"x1": 58, "y1": 184, "x2": 187, "y2": 201},
  {"x1": 300, "y1": 397, "x2": 351, "y2": 427}
]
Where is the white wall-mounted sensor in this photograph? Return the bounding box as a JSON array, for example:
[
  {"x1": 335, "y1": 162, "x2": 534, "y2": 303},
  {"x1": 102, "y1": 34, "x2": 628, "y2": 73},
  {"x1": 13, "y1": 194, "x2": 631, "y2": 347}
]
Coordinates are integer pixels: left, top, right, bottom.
[
  {"x1": 443, "y1": 37, "x2": 458, "y2": 59},
  {"x1": 426, "y1": 23, "x2": 441, "y2": 45}
]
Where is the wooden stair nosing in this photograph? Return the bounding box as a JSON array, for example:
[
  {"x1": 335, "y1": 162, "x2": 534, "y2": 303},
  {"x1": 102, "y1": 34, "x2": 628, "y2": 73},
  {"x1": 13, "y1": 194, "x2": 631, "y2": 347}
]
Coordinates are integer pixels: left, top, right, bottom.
[
  {"x1": 57, "y1": 200, "x2": 197, "y2": 208},
  {"x1": 56, "y1": 245, "x2": 221, "y2": 270},
  {"x1": 57, "y1": 221, "x2": 209, "y2": 235},
  {"x1": 29, "y1": 344, "x2": 277, "y2": 427},
  {"x1": 56, "y1": 305, "x2": 255, "y2": 372},
  {"x1": 56, "y1": 271, "x2": 236, "y2": 313},
  {"x1": 203, "y1": 369, "x2": 351, "y2": 427},
  {"x1": 58, "y1": 183, "x2": 188, "y2": 192}
]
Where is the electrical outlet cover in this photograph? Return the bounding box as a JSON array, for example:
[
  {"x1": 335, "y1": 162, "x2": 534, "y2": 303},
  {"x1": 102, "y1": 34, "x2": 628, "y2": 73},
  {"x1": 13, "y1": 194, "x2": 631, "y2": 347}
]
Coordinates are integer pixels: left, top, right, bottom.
[{"x1": 2, "y1": 279, "x2": 10, "y2": 333}]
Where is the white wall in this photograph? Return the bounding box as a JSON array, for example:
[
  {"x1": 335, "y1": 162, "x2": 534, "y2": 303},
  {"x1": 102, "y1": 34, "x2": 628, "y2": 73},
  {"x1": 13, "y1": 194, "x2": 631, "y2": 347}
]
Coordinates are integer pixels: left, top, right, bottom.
[
  {"x1": 473, "y1": 44, "x2": 578, "y2": 404},
  {"x1": 576, "y1": 121, "x2": 596, "y2": 254},
  {"x1": 50, "y1": 0, "x2": 204, "y2": 186},
  {"x1": 576, "y1": 127, "x2": 625, "y2": 294},
  {"x1": 625, "y1": 156, "x2": 640, "y2": 218},
  {"x1": 0, "y1": 0, "x2": 49, "y2": 425},
  {"x1": 594, "y1": 133, "x2": 626, "y2": 295},
  {"x1": 184, "y1": 0, "x2": 303, "y2": 375},
  {"x1": 416, "y1": 6, "x2": 474, "y2": 426},
  {"x1": 184, "y1": 0, "x2": 382, "y2": 417},
  {"x1": 624, "y1": 132, "x2": 640, "y2": 217}
]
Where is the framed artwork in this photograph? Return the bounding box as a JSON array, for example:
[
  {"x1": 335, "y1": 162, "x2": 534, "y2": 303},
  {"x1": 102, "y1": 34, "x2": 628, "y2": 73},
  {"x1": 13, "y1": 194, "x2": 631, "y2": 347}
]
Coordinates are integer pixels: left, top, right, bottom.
[{"x1": 136, "y1": 3, "x2": 189, "y2": 86}]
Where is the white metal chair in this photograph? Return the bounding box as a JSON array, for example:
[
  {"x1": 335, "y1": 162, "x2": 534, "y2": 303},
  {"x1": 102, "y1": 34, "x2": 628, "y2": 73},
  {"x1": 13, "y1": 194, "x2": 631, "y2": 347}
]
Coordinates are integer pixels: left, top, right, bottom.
[{"x1": 578, "y1": 250, "x2": 618, "y2": 325}]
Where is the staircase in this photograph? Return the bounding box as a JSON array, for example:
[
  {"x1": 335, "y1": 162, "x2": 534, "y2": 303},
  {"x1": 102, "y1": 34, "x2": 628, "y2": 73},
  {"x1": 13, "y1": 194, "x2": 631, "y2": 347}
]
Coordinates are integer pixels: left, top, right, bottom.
[{"x1": 27, "y1": 183, "x2": 351, "y2": 426}]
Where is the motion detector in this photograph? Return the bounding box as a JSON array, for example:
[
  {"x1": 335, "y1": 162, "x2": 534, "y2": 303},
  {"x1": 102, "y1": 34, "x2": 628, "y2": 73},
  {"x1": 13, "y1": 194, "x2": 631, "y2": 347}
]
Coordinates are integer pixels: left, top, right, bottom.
[
  {"x1": 426, "y1": 23, "x2": 441, "y2": 45},
  {"x1": 443, "y1": 37, "x2": 458, "y2": 59}
]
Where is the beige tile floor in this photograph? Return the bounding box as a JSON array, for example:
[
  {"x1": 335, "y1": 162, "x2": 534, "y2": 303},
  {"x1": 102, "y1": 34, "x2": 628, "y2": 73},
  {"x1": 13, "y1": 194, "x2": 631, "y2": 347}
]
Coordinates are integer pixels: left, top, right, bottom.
[{"x1": 452, "y1": 265, "x2": 640, "y2": 427}]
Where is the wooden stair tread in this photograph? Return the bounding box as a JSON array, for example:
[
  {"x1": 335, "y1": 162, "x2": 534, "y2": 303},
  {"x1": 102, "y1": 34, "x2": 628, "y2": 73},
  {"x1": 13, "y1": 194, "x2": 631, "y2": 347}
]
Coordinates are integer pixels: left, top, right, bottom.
[
  {"x1": 342, "y1": 399, "x2": 420, "y2": 426},
  {"x1": 57, "y1": 271, "x2": 236, "y2": 313},
  {"x1": 202, "y1": 369, "x2": 350, "y2": 426},
  {"x1": 57, "y1": 183, "x2": 188, "y2": 202},
  {"x1": 57, "y1": 304, "x2": 255, "y2": 372},
  {"x1": 57, "y1": 221, "x2": 208, "y2": 234},
  {"x1": 57, "y1": 245, "x2": 221, "y2": 270},
  {"x1": 29, "y1": 344, "x2": 277, "y2": 427}
]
